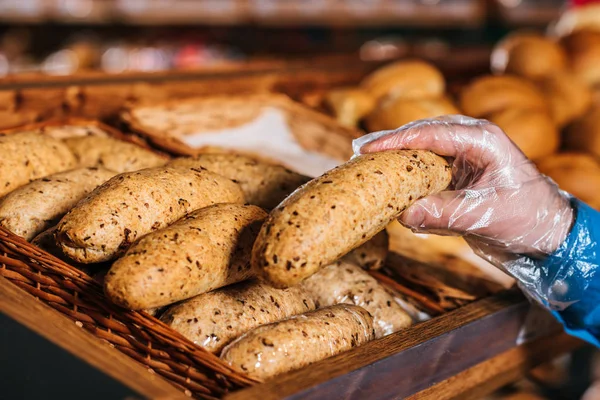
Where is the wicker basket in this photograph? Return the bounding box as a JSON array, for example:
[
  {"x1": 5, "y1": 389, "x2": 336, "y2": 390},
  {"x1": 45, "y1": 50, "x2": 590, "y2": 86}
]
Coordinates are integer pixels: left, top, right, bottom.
[{"x1": 0, "y1": 117, "x2": 484, "y2": 399}]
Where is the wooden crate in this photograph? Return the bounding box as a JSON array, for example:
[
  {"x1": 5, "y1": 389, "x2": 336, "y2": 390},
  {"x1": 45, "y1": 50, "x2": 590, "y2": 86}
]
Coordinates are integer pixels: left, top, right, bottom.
[{"x1": 0, "y1": 61, "x2": 580, "y2": 400}]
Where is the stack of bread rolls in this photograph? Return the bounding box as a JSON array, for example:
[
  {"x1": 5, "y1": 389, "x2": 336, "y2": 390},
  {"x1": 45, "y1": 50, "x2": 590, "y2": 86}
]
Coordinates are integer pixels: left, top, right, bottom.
[
  {"x1": 2, "y1": 119, "x2": 477, "y2": 381},
  {"x1": 323, "y1": 60, "x2": 459, "y2": 132},
  {"x1": 482, "y1": 29, "x2": 600, "y2": 208}
]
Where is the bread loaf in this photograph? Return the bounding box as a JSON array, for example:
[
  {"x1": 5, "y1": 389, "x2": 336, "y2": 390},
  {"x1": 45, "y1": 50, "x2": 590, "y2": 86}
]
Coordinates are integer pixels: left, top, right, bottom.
[
  {"x1": 0, "y1": 132, "x2": 77, "y2": 198},
  {"x1": 105, "y1": 204, "x2": 265, "y2": 309},
  {"x1": 0, "y1": 167, "x2": 115, "y2": 240},
  {"x1": 221, "y1": 304, "x2": 375, "y2": 381},
  {"x1": 168, "y1": 154, "x2": 310, "y2": 209},
  {"x1": 537, "y1": 153, "x2": 600, "y2": 209},
  {"x1": 252, "y1": 150, "x2": 451, "y2": 288},
  {"x1": 360, "y1": 60, "x2": 445, "y2": 102},
  {"x1": 460, "y1": 75, "x2": 548, "y2": 118},
  {"x1": 56, "y1": 166, "x2": 245, "y2": 263},
  {"x1": 365, "y1": 97, "x2": 459, "y2": 132},
  {"x1": 161, "y1": 281, "x2": 316, "y2": 354}
]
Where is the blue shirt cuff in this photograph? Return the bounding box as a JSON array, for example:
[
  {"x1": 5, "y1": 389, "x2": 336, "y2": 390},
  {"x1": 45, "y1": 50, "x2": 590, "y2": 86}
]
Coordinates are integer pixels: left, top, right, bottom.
[{"x1": 544, "y1": 199, "x2": 600, "y2": 346}]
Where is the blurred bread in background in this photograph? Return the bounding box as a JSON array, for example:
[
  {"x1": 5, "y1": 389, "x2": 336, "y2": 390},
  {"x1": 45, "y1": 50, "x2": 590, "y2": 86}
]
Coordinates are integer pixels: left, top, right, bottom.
[{"x1": 536, "y1": 152, "x2": 600, "y2": 209}]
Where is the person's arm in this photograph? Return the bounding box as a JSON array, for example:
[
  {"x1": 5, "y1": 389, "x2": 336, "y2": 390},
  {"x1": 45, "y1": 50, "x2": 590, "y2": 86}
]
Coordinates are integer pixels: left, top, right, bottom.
[
  {"x1": 546, "y1": 199, "x2": 600, "y2": 346},
  {"x1": 354, "y1": 115, "x2": 600, "y2": 346}
]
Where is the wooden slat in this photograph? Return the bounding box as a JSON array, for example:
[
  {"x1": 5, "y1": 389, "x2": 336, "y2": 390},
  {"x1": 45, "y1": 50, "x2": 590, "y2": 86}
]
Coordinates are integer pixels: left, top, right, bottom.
[
  {"x1": 407, "y1": 333, "x2": 582, "y2": 400},
  {"x1": 226, "y1": 290, "x2": 558, "y2": 400},
  {"x1": 0, "y1": 276, "x2": 187, "y2": 400}
]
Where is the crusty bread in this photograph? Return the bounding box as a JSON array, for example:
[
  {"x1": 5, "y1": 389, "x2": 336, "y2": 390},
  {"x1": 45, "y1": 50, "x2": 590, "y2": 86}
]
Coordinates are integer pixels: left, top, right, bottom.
[
  {"x1": 565, "y1": 106, "x2": 600, "y2": 158},
  {"x1": 0, "y1": 132, "x2": 77, "y2": 198},
  {"x1": 561, "y1": 30, "x2": 600, "y2": 87},
  {"x1": 365, "y1": 96, "x2": 460, "y2": 132},
  {"x1": 535, "y1": 72, "x2": 592, "y2": 127},
  {"x1": 360, "y1": 60, "x2": 445, "y2": 102},
  {"x1": 252, "y1": 150, "x2": 451, "y2": 288},
  {"x1": 459, "y1": 75, "x2": 548, "y2": 118},
  {"x1": 324, "y1": 88, "x2": 376, "y2": 128},
  {"x1": 537, "y1": 152, "x2": 600, "y2": 209},
  {"x1": 168, "y1": 153, "x2": 310, "y2": 209},
  {"x1": 491, "y1": 32, "x2": 567, "y2": 79},
  {"x1": 488, "y1": 107, "x2": 559, "y2": 160},
  {"x1": 56, "y1": 166, "x2": 245, "y2": 263}
]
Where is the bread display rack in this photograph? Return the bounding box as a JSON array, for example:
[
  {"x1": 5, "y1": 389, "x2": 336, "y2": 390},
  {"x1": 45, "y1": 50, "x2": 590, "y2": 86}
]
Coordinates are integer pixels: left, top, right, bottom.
[{"x1": 0, "y1": 61, "x2": 582, "y2": 400}]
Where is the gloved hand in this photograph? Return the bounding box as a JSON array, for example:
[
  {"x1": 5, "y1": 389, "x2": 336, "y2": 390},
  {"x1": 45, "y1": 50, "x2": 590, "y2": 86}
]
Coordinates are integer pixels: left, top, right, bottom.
[{"x1": 353, "y1": 115, "x2": 576, "y2": 309}]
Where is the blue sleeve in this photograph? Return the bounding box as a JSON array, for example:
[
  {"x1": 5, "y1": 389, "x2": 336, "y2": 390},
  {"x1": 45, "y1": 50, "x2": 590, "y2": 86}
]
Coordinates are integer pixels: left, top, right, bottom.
[{"x1": 541, "y1": 200, "x2": 600, "y2": 347}]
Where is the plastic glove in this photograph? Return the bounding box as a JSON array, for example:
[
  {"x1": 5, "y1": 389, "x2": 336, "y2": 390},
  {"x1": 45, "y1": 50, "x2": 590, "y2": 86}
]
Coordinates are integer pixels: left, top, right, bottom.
[{"x1": 353, "y1": 115, "x2": 577, "y2": 310}]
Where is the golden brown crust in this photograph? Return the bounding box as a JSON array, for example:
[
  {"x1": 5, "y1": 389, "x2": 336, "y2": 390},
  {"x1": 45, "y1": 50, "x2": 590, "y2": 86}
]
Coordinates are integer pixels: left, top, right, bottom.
[
  {"x1": 56, "y1": 166, "x2": 245, "y2": 263},
  {"x1": 535, "y1": 72, "x2": 592, "y2": 127},
  {"x1": 459, "y1": 75, "x2": 548, "y2": 118},
  {"x1": 161, "y1": 280, "x2": 316, "y2": 354},
  {"x1": 492, "y1": 32, "x2": 567, "y2": 79},
  {"x1": 104, "y1": 204, "x2": 266, "y2": 309},
  {"x1": 324, "y1": 88, "x2": 376, "y2": 128},
  {"x1": 221, "y1": 304, "x2": 375, "y2": 381},
  {"x1": 252, "y1": 150, "x2": 451, "y2": 288},
  {"x1": 488, "y1": 107, "x2": 559, "y2": 160},
  {"x1": 561, "y1": 30, "x2": 600, "y2": 87},
  {"x1": 365, "y1": 96, "x2": 460, "y2": 132},
  {"x1": 360, "y1": 60, "x2": 445, "y2": 102},
  {"x1": 0, "y1": 167, "x2": 116, "y2": 241},
  {"x1": 168, "y1": 154, "x2": 311, "y2": 209},
  {"x1": 343, "y1": 229, "x2": 389, "y2": 270},
  {"x1": 64, "y1": 135, "x2": 168, "y2": 173},
  {"x1": 536, "y1": 152, "x2": 600, "y2": 209},
  {"x1": 565, "y1": 106, "x2": 600, "y2": 158},
  {"x1": 0, "y1": 131, "x2": 77, "y2": 198},
  {"x1": 300, "y1": 261, "x2": 412, "y2": 337}
]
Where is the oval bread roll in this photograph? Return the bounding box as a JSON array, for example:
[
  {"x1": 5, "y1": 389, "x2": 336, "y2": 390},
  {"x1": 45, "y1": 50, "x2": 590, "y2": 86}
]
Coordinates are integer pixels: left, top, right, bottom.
[
  {"x1": 168, "y1": 154, "x2": 311, "y2": 209},
  {"x1": 301, "y1": 261, "x2": 412, "y2": 337},
  {"x1": 488, "y1": 107, "x2": 559, "y2": 160},
  {"x1": 565, "y1": 106, "x2": 600, "y2": 158},
  {"x1": 0, "y1": 167, "x2": 116, "y2": 241},
  {"x1": 365, "y1": 97, "x2": 460, "y2": 132},
  {"x1": 221, "y1": 304, "x2": 375, "y2": 381},
  {"x1": 537, "y1": 152, "x2": 600, "y2": 209},
  {"x1": 56, "y1": 166, "x2": 245, "y2": 263},
  {"x1": 324, "y1": 88, "x2": 376, "y2": 128},
  {"x1": 491, "y1": 33, "x2": 567, "y2": 79},
  {"x1": 64, "y1": 135, "x2": 168, "y2": 173},
  {"x1": 343, "y1": 229, "x2": 389, "y2": 270},
  {"x1": 0, "y1": 132, "x2": 77, "y2": 197},
  {"x1": 561, "y1": 30, "x2": 600, "y2": 88},
  {"x1": 361, "y1": 60, "x2": 445, "y2": 102},
  {"x1": 459, "y1": 75, "x2": 548, "y2": 118},
  {"x1": 252, "y1": 150, "x2": 451, "y2": 288},
  {"x1": 536, "y1": 72, "x2": 592, "y2": 127},
  {"x1": 105, "y1": 204, "x2": 266, "y2": 309},
  {"x1": 161, "y1": 281, "x2": 316, "y2": 354}
]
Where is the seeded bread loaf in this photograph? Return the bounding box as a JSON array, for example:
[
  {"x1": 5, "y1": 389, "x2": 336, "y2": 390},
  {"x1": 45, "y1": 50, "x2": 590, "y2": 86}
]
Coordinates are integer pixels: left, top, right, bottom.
[
  {"x1": 343, "y1": 229, "x2": 389, "y2": 270},
  {"x1": 0, "y1": 167, "x2": 116, "y2": 240},
  {"x1": 161, "y1": 280, "x2": 316, "y2": 354},
  {"x1": 221, "y1": 304, "x2": 375, "y2": 380},
  {"x1": 64, "y1": 135, "x2": 167, "y2": 173},
  {"x1": 0, "y1": 132, "x2": 77, "y2": 197},
  {"x1": 105, "y1": 204, "x2": 266, "y2": 309},
  {"x1": 301, "y1": 261, "x2": 411, "y2": 338},
  {"x1": 252, "y1": 150, "x2": 451, "y2": 288},
  {"x1": 56, "y1": 166, "x2": 245, "y2": 263},
  {"x1": 168, "y1": 154, "x2": 310, "y2": 209}
]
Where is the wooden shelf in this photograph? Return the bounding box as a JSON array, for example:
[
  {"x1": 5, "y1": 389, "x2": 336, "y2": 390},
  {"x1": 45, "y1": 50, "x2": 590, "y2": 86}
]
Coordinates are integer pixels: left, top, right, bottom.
[{"x1": 0, "y1": 0, "x2": 486, "y2": 27}]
